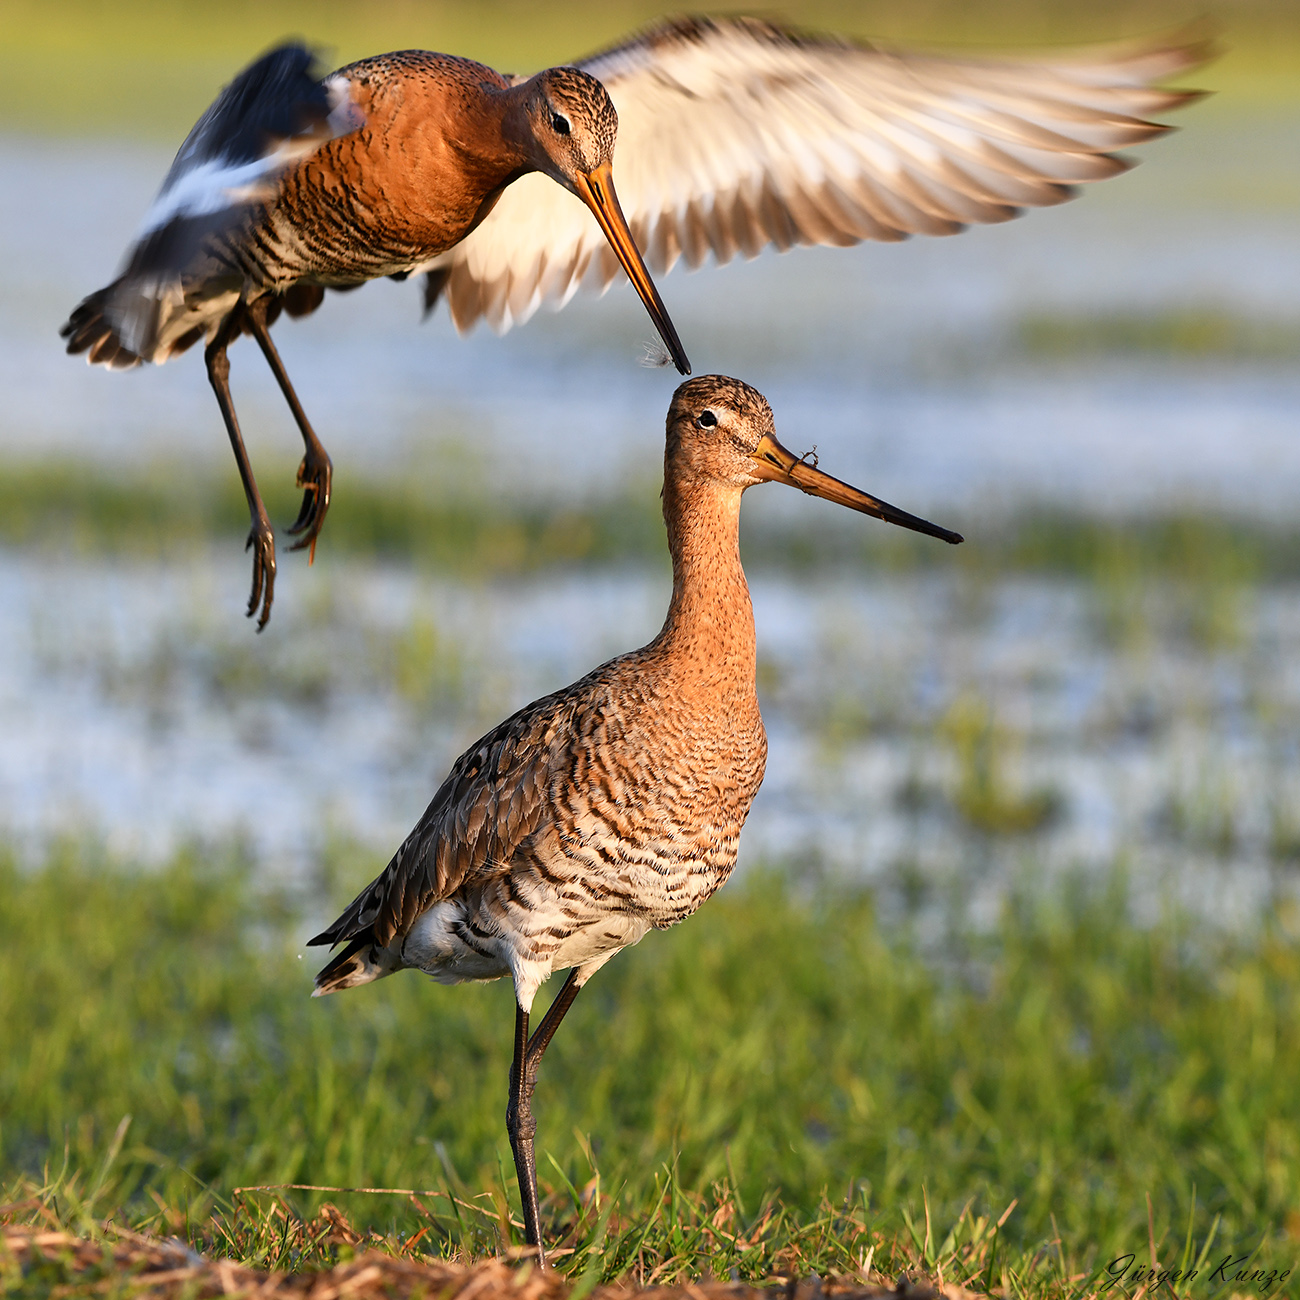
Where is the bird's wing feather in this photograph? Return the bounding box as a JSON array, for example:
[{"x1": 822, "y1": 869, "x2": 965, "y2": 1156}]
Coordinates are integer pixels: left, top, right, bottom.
[
  {"x1": 309, "y1": 681, "x2": 593, "y2": 951},
  {"x1": 106, "y1": 44, "x2": 363, "y2": 356},
  {"x1": 424, "y1": 16, "x2": 1208, "y2": 333}
]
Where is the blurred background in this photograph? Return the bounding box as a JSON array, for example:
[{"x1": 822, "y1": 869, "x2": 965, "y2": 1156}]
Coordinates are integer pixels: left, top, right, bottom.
[
  {"x1": 3, "y1": 0, "x2": 1298, "y2": 927},
  {"x1": 3, "y1": 0, "x2": 1300, "y2": 1268}
]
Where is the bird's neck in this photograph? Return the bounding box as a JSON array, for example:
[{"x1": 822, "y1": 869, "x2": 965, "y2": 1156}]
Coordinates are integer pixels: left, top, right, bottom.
[
  {"x1": 440, "y1": 80, "x2": 537, "y2": 189},
  {"x1": 654, "y1": 475, "x2": 756, "y2": 694},
  {"x1": 490, "y1": 81, "x2": 548, "y2": 175}
]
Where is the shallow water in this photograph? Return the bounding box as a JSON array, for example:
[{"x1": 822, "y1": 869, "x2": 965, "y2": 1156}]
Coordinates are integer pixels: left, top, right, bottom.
[
  {"x1": 1, "y1": 97, "x2": 1298, "y2": 923},
  {"x1": 4, "y1": 100, "x2": 1300, "y2": 515},
  {"x1": 2, "y1": 550, "x2": 1297, "y2": 932}
]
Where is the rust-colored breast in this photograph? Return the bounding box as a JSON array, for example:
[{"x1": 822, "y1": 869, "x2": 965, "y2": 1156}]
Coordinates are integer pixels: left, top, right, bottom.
[{"x1": 269, "y1": 51, "x2": 523, "y2": 283}]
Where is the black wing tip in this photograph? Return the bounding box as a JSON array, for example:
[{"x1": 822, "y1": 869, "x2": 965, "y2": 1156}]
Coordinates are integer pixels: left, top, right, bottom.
[
  {"x1": 245, "y1": 39, "x2": 324, "y2": 79},
  {"x1": 422, "y1": 267, "x2": 451, "y2": 320},
  {"x1": 177, "y1": 38, "x2": 338, "y2": 176},
  {"x1": 308, "y1": 903, "x2": 379, "y2": 949}
]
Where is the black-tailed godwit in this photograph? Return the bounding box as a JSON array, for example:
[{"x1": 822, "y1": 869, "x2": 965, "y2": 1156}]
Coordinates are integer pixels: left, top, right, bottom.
[
  {"x1": 62, "y1": 20, "x2": 1203, "y2": 626},
  {"x1": 309, "y1": 374, "x2": 962, "y2": 1262}
]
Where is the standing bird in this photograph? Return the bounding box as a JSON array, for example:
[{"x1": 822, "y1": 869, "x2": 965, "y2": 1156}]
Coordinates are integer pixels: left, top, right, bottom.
[
  {"x1": 62, "y1": 19, "x2": 1204, "y2": 626},
  {"x1": 308, "y1": 374, "x2": 963, "y2": 1262}
]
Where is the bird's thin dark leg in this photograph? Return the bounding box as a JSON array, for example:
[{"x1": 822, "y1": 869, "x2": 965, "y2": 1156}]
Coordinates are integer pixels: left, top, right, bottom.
[
  {"x1": 504, "y1": 970, "x2": 585, "y2": 1266},
  {"x1": 206, "y1": 311, "x2": 276, "y2": 630},
  {"x1": 244, "y1": 298, "x2": 333, "y2": 559},
  {"x1": 506, "y1": 1002, "x2": 544, "y2": 1262},
  {"x1": 525, "y1": 968, "x2": 583, "y2": 1083}
]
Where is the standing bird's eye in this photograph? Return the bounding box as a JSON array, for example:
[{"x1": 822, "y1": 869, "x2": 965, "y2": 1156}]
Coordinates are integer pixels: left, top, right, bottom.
[
  {"x1": 697, "y1": 410, "x2": 718, "y2": 428},
  {"x1": 551, "y1": 112, "x2": 571, "y2": 135}
]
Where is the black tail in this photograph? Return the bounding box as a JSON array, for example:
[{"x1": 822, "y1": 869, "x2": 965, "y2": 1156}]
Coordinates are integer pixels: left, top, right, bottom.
[
  {"x1": 60, "y1": 286, "x2": 142, "y2": 370},
  {"x1": 310, "y1": 932, "x2": 391, "y2": 996}
]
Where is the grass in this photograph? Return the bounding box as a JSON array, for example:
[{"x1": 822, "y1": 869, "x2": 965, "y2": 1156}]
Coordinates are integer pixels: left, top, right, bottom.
[
  {"x1": 1016, "y1": 308, "x2": 1300, "y2": 363},
  {"x1": 942, "y1": 695, "x2": 1064, "y2": 837},
  {"x1": 1, "y1": 457, "x2": 1298, "y2": 589},
  {"x1": 2, "y1": 841, "x2": 1298, "y2": 1290},
  {"x1": 0, "y1": 460, "x2": 668, "y2": 575}
]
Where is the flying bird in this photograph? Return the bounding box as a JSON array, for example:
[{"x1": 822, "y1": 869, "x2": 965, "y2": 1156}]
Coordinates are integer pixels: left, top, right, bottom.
[
  {"x1": 61, "y1": 19, "x2": 1205, "y2": 626},
  {"x1": 309, "y1": 374, "x2": 963, "y2": 1262}
]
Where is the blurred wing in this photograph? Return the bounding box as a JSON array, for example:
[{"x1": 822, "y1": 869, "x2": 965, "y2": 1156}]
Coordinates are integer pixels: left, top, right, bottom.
[
  {"x1": 110, "y1": 44, "x2": 363, "y2": 355},
  {"x1": 308, "y1": 688, "x2": 581, "y2": 951},
  {"x1": 425, "y1": 16, "x2": 1208, "y2": 333}
]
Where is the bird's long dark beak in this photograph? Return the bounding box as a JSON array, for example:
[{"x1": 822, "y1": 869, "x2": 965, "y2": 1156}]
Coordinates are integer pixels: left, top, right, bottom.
[
  {"x1": 750, "y1": 433, "x2": 963, "y2": 544},
  {"x1": 574, "y1": 161, "x2": 691, "y2": 376}
]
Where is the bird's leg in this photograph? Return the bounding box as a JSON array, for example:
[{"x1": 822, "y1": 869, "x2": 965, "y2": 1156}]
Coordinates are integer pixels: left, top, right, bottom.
[
  {"x1": 524, "y1": 968, "x2": 583, "y2": 1094},
  {"x1": 504, "y1": 977, "x2": 587, "y2": 1268},
  {"x1": 205, "y1": 311, "x2": 276, "y2": 630},
  {"x1": 506, "y1": 1002, "x2": 545, "y2": 1262},
  {"x1": 244, "y1": 297, "x2": 333, "y2": 560},
  {"x1": 504, "y1": 971, "x2": 585, "y2": 1266}
]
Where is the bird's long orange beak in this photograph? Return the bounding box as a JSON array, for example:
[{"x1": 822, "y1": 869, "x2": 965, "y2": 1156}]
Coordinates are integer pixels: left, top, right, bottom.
[
  {"x1": 574, "y1": 162, "x2": 691, "y2": 376},
  {"x1": 750, "y1": 433, "x2": 963, "y2": 544}
]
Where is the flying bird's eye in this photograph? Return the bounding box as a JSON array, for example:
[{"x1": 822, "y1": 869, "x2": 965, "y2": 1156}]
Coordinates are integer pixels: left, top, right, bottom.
[
  {"x1": 551, "y1": 112, "x2": 571, "y2": 135},
  {"x1": 697, "y1": 410, "x2": 718, "y2": 429}
]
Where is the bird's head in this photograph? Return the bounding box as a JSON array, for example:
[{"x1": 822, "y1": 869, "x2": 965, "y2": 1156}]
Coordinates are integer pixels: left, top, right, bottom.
[
  {"x1": 525, "y1": 66, "x2": 618, "y2": 178},
  {"x1": 514, "y1": 65, "x2": 690, "y2": 375},
  {"x1": 666, "y1": 375, "x2": 964, "y2": 544}
]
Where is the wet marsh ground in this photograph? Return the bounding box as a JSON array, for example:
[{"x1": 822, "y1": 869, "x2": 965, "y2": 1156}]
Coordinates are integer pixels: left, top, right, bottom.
[
  {"x1": 3, "y1": 0, "x2": 1300, "y2": 1291},
  {"x1": 4, "y1": 510, "x2": 1300, "y2": 925},
  {"x1": 4, "y1": 507, "x2": 1300, "y2": 1291}
]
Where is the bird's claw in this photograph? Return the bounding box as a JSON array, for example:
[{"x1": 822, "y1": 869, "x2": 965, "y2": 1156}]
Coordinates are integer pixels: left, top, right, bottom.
[
  {"x1": 244, "y1": 516, "x2": 277, "y2": 631},
  {"x1": 286, "y1": 447, "x2": 333, "y2": 561}
]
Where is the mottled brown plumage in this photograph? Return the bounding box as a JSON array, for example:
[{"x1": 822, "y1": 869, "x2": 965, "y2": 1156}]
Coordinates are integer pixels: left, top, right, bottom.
[{"x1": 308, "y1": 374, "x2": 962, "y2": 1263}]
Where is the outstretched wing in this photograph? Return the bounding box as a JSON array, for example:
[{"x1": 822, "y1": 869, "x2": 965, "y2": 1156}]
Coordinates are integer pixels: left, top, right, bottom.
[
  {"x1": 423, "y1": 16, "x2": 1209, "y2": 334},
  {"x1": 309, "y1": 686, "x2": 586, "y2": 952},
  {"x1": 62, "y1": 43, "x2": 362, "y2": 364}
]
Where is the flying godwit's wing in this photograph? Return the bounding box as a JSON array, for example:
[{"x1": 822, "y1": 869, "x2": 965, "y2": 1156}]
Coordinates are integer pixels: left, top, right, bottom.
[
  {"x1": 423, "y1": 16, "x2": 1209, "y2": 334},
  {"x1": 62, "y1": 43, "x2": 362, "y2": 365},
  {"x1": 308, "y1": 684, "x2": 587, "y2": 954}
]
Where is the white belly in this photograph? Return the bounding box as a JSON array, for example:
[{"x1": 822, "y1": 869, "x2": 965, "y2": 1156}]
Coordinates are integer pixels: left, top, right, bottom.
[
  {"x1": 398, "y1": 894, "x2": 651, "y2": 1010},
  {"x1": 549, "y1": 913, "x2": 652, "y2": 970},
  {"x1": 400, "y1": 900, "x2": 512, "y2": 984}
]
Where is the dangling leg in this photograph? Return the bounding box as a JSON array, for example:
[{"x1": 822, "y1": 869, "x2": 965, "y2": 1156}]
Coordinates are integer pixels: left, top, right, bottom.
[
  {"x1": 505, "y1": 968, "x2": 586, "y2": 1266},
  {"x1": 205, "y1": 309, "x2": 276, "y2": 630},
  {"x1": 244, "y1": 297, "x2": 333, "y2": 560}
]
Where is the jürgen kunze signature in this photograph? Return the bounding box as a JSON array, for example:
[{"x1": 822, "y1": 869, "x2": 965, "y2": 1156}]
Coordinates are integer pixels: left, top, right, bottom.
[{"x1": 1101, "y1": 1253, "x2": 1293, "y2": 1295}]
